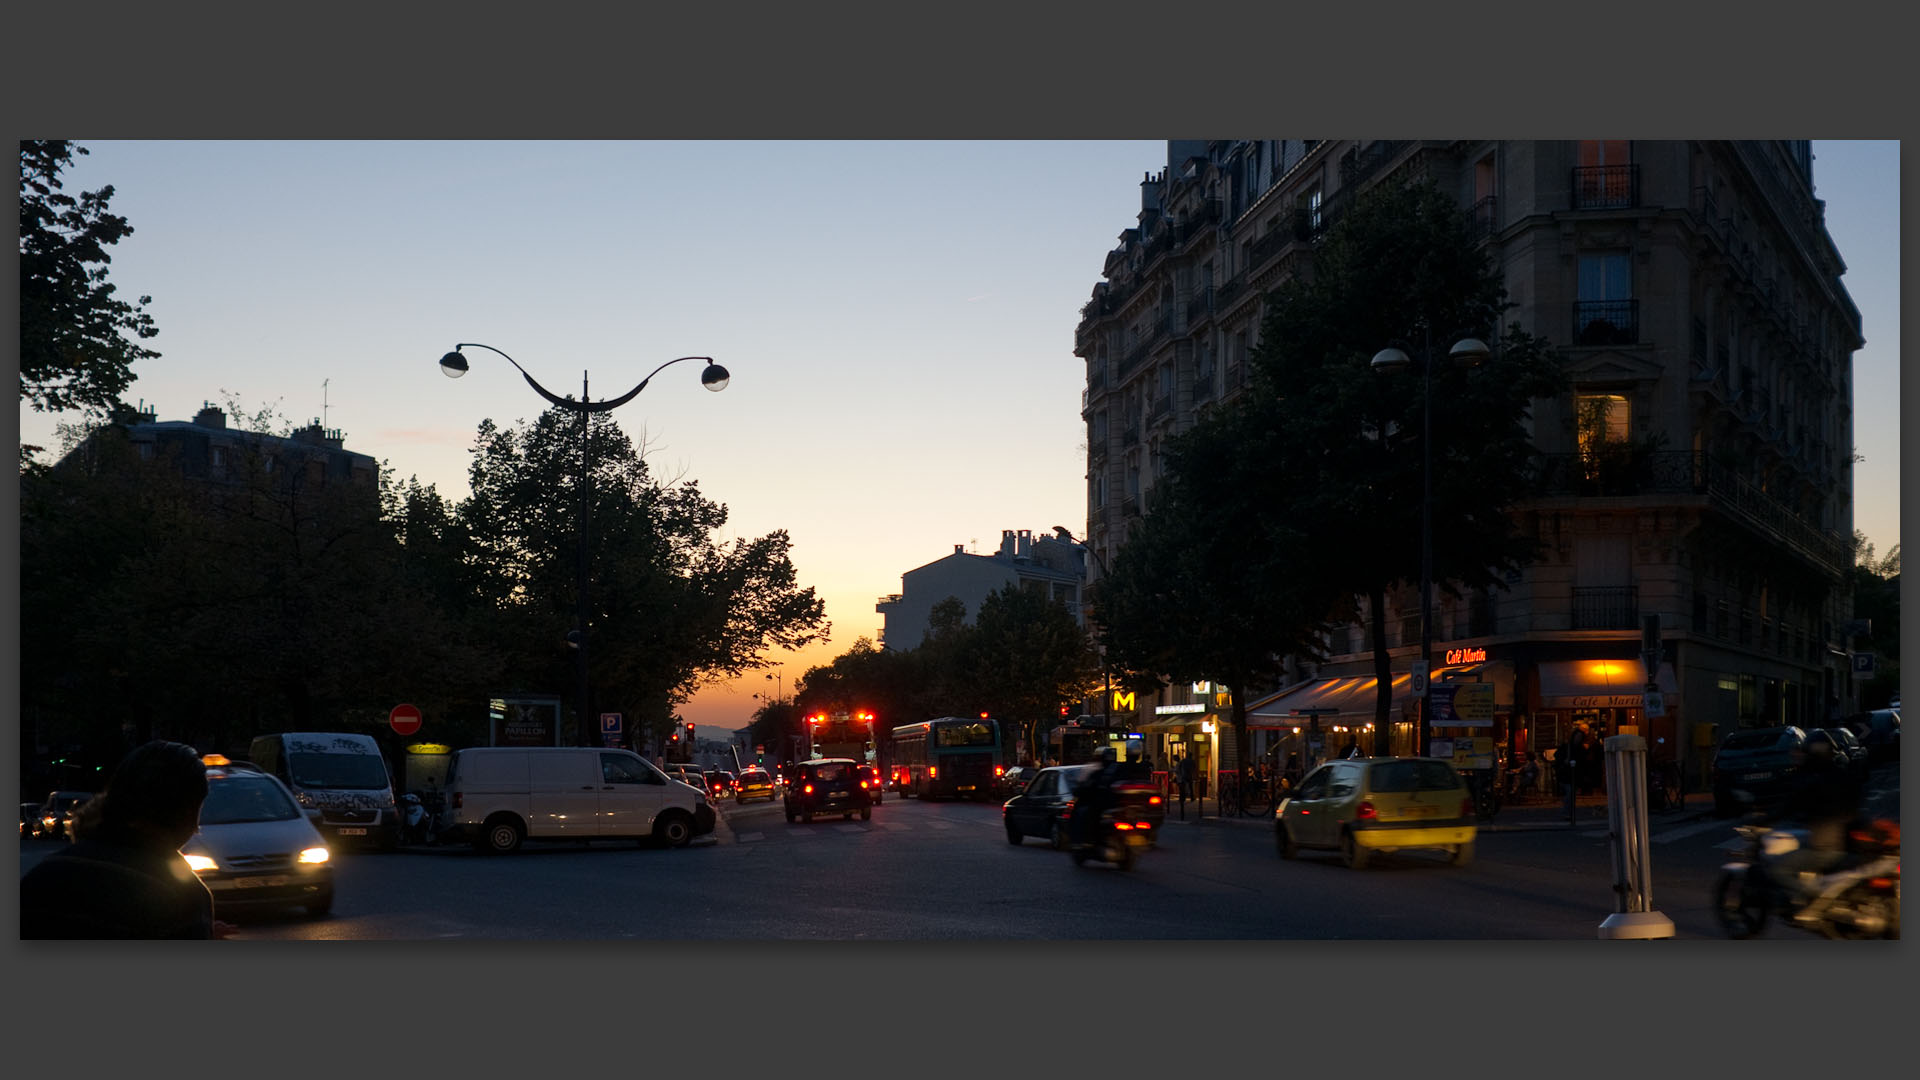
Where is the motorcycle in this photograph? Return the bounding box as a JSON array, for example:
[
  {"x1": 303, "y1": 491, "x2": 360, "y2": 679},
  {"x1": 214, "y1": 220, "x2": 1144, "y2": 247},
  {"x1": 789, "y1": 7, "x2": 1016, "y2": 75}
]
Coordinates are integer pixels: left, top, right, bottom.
[
  {"x1": 1713, "y1": 818, "x2": 1900, "y2": 939},
  {"x1": 1070, "y1": 782, "x2": 1159, "y2": 871}
]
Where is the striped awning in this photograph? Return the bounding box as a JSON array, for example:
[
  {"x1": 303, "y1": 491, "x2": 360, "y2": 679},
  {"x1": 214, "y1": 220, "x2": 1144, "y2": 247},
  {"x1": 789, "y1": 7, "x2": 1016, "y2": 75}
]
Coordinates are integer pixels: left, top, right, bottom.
[{"x1": 1246, "y1": 673, "x2": 1413, "y2": 728}]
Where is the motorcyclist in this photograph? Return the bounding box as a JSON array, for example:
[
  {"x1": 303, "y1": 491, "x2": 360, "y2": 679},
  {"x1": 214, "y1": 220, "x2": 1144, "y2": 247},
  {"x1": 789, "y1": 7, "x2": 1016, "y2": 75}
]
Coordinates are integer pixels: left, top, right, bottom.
[
  {"x1": 1765, "y1": 736, "x2": 1862, "y2": 906},
  {"x1": 1070, "y1": 746, "x2": 1122, "y2": 849}
]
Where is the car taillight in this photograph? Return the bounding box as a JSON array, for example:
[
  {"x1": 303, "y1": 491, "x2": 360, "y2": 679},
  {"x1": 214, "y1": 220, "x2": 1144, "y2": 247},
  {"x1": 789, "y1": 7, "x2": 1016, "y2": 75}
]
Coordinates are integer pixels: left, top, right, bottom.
[
  {"x1": 1114, "y1": 822, "x2": 1133, "y2": 831},
  {"x1": 928, "y1": 767, "x2": 937, "y2": 779},
  {"x1": 860, "y1": 780, "x2": 869, "y2": 789},
  {"x1": 1148, "y1": 795, "x2": 1162, "y2": 805},
  {"x1": 995, "y1": 765, "x2": 1004, "y2": 776},
  {"x1": 1357, "y1": 800, "x2": 1377, "y2": 820},
  {"x1": 804, "y1": 784, "x2": 814, "y2": 795},
  {"x1": 1868, "y1": 877, "x2": 1895, "y2": 890},
  {"x1": 1461, "y1": 797, "x2": 1474, "y2": 818}
]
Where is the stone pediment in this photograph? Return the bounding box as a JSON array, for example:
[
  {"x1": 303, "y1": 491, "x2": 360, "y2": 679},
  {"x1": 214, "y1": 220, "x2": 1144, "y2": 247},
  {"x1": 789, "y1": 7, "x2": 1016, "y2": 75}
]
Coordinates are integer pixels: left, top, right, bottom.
[{"x1": 1564, "y1": 349, "x2": 1666, "y2": 383}]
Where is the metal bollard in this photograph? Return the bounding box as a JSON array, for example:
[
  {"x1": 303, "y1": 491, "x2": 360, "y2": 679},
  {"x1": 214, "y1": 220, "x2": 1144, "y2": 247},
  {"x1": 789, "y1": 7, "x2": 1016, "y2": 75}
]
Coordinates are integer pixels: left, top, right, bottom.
[{"x1": 1597, "y1": 734, "x2": 1675, "y2": 939}]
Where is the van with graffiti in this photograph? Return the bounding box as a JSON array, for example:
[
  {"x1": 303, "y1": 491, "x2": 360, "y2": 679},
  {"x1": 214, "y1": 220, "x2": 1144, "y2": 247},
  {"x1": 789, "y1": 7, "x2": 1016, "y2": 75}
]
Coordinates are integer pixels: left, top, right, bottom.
[{"x1": 249, "y1": 732, "x2": 400, "y2": 850}]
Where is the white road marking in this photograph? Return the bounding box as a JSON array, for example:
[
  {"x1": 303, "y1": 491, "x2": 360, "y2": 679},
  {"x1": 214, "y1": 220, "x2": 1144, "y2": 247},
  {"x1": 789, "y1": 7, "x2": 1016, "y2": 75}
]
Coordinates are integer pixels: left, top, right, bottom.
[
  {"x1": 1652, "y1": 819, "x2": 1734, "y2": 844},
  {"x1": 1579, "y1": 819, "x2": 1733, "y2": 843}
]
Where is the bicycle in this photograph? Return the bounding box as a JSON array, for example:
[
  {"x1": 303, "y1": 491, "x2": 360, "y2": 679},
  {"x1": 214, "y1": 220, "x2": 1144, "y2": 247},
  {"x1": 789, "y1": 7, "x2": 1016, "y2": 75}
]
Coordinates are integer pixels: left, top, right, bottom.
[{"x1": 1216, "y1": 773, "x2": 1242, "y2": 817}]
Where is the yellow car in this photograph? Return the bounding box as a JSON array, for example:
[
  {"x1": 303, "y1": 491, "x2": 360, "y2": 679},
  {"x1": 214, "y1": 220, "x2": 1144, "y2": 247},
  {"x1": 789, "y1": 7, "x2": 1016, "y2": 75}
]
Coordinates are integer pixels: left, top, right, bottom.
[
  {"x1": 735, "y1": 768, "x2": 776, "y2": 803},
  {"x1": 1274, "y1": 757, "x2": 1476, "y2": 868}
]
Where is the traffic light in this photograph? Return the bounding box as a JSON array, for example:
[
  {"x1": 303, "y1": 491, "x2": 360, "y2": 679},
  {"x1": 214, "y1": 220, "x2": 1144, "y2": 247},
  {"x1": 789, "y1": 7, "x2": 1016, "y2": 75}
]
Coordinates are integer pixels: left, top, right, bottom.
[
  {"x1": 687, "y1": 723, "x2": 696, "y2": 742},
  {"x1": 670, "y1": 732, "x2": 680, "y2": 744}
]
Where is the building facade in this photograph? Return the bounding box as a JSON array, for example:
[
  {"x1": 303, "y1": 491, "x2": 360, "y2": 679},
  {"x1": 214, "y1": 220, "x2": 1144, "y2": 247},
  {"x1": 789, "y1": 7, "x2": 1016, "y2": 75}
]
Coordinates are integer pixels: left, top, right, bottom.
[
  {"x1": 876, "y1": 528, "x2": 1085, "y2": 652},
  {"x1": 1073, "y1": 140, "x2": 1862, "y2": 790}
]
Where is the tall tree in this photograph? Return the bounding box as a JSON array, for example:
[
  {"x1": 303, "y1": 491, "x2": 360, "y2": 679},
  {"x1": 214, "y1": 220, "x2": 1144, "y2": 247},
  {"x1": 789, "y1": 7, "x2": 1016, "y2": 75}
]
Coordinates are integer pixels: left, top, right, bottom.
[
  {"x1": 457, "y1": 408, "x2": 829, "y2": 749},
  {"x1": 19, "y1": 142, "x2": 159, "y2": 444},
  {"x1": 1096, "y1": 406, "x2": 1345, "y2": 774},
  {"x1": 1248, "y1": 179, "x2": 1565, "y2": 748},
  {"x1": 958, "y1": 584, "x2": 1103, "y2": 762}
]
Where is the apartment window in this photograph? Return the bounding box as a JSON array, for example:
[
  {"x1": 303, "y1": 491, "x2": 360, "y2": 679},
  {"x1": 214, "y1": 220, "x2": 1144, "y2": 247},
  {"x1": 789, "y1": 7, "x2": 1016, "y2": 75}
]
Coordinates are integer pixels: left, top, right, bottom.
[
  {"x1": 1575, "y1": 253, "x2": 1636, "y2": 345},
  {"x1": 211, "y1": 446, "x2": 227, "y2": 468},
  {"x1": 1309, "y1": 187, "x2": 1323, "y2": 230},
  {"x1": 1574, "y1": 140, "x2": 1636, "y2": 208}
]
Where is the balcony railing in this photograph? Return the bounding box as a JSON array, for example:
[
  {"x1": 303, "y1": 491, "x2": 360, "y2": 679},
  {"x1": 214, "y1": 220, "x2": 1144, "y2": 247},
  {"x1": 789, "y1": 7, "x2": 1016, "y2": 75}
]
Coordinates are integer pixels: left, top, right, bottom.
[
  {"x1": 1466, "y1": 195, "x2": 1498, "y2": 240},
  {"x1": 1572, "y1": 164, "x2": 1639, "y2": 209},
  {"x1": 1572, "y1": 299, "x2": 1638, "y2": 346},
  {"x1": 1571, "y1": 585, "x2": 1638, "y2": 630},
  {"x1": 1531, "y1": 450, "x2": 1852, "y2": 578}
]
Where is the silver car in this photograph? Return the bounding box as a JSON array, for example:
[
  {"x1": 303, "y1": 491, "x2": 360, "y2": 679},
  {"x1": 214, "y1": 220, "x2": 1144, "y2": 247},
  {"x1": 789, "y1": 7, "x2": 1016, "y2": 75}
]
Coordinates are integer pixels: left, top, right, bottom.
[{"x1": 181, "y1": 760, "x2": 334, "y2": 918}]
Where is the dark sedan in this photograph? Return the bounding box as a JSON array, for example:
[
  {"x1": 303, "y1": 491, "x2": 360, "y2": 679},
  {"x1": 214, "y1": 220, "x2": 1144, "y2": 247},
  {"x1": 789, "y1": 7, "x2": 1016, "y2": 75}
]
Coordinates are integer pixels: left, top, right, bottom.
[
  {"x1": 1002, "y1": 765, "x2": 1091, "y2": 849},
  {"x1": 783, "y1": 758, "x2": 871, "y2": 823},
  {"x1": 1711, "y1": 726, "x2": 1806, "y2": 815}
]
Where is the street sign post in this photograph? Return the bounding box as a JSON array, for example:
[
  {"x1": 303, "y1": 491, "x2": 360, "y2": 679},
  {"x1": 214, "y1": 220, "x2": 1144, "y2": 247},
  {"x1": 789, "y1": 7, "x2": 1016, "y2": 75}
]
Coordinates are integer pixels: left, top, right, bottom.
[
  {"x1": 600, "y1": 712, "x2": 623, "y2": 748},
  {"x1": 389, "y1": 703, "x2": 422, "y2": 737}
]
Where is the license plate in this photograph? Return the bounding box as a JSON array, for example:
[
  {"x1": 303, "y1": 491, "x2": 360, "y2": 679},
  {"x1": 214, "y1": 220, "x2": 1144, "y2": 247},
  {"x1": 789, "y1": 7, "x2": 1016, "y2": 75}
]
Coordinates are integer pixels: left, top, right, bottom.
[
  {"x1": 958, "y1": 785, "x2": 976, "y2": 792},
  {"x1": 230, "y1": 874, "x2": 292, "y2": 890},
  {"x1": 337, "y1": 827, "x2": 368, "y2": 836},
  {"x1": 1742, "y1": 772, "x2": 1771, "y2": 781},
  {"x1": 1399, "y1": 806, "x2": 1438, "y2": 818}
]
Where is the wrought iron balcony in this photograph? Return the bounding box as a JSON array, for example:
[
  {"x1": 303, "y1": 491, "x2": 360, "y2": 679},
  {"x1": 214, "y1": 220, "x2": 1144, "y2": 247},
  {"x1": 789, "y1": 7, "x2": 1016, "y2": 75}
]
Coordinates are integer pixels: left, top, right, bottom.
[
  {"x1": 1572, "y1": 164, "x2": 1639, "y2": 209},
  {"x1": 1572, "y1": 299, "x2": 1638, "y2": 346},
  {"x1": 1467, "y1": 195, "x2": 1498, "y2": 240},
  {"x1": 1571, "y1": 585, "x2": 1638, "y2": 630}
]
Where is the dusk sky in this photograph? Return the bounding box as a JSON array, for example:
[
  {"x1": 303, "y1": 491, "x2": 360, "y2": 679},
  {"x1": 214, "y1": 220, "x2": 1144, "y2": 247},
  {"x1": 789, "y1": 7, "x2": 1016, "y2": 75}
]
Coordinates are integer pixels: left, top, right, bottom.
[{"x1": 18, "y1": 140, "x2": 1900, "y2": 737}]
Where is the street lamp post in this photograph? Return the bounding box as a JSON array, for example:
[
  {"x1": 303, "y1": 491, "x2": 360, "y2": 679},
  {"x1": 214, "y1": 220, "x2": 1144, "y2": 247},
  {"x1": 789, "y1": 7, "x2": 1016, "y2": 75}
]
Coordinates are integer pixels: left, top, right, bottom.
[
  {"x1": 440, "y1": 343, "x2": 729, "y2": 747},
  {"x1": 1053, "y1": 526, "x2": 1113, "y2": 728},
  {"x1": 1370, "y1": 327, "x2": 1488, "y2": 758}
]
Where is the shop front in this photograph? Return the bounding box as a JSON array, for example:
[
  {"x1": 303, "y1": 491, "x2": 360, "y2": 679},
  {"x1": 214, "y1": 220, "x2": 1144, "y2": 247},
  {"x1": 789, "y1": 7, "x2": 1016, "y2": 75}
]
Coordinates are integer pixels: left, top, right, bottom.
[
  {"x1": 1246, "y1": 674, "x2": 1407, "y2": 766},
  {"x1": 1141, "y1": 706, "x2": 1217, "y2": 797},
  {"x1": 1522, "y1": 657, "x2": 1678, "y2": 761}
]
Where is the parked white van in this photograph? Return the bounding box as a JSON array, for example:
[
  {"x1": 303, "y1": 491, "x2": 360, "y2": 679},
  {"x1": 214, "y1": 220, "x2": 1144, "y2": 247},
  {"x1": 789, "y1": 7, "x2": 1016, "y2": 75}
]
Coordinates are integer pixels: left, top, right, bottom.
[
  {"x1": 249, "y1": 732, "x2": 400, "y2": 850},
  {"x1": 441, "y1": 746, "x2": 717, "y2": 854}
]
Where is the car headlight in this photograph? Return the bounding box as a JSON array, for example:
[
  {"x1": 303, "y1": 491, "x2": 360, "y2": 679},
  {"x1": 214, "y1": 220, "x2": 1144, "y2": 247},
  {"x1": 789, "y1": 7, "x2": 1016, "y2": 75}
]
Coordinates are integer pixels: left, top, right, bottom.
[
  {"x1": 298, "y1": 846, "x2": 330, "y2": 865},
  {"x1": 183, "y1": 853, "x2": 219, "y2": 873}
]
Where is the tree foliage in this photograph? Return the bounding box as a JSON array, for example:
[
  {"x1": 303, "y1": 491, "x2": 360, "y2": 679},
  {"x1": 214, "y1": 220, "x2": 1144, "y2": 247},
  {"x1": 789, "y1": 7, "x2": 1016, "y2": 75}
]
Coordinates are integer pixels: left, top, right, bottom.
[
  {"x1": 457, "y1": 408, "x2": 829, "y2": 749},
  {"x1": 1095, "y1": 407, "x2": 1346, "y2": 772},
  {"x1": 1244, "y1": 179, "x2": 1566, "y2": 744},
  {"x1": 19, "y1": 141, "x2": 158, "y2": 429}
]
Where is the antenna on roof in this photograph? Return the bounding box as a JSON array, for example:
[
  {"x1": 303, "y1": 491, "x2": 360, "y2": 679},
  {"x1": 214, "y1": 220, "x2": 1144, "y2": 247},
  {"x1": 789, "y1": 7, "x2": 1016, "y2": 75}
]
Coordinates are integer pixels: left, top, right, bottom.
[{"x1": 322, "y1": 379, "x2": 330, "y2": 427}]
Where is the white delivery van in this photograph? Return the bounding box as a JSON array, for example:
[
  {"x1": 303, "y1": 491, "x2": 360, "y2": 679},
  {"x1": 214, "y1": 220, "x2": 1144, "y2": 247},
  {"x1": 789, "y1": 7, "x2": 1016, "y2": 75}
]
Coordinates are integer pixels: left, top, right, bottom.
[
  {"x1": 249, "y1": 732, "x2": 400, "y2": 850},
  {"x1": 441, "y1": 746, "x2": 717, "y2": 854}
]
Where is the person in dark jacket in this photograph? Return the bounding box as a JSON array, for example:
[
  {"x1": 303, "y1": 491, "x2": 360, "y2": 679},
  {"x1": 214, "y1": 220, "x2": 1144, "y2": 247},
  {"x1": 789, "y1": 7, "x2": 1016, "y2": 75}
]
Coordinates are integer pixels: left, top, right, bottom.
[
  {"x1": 1767, "y1": 738, "x2": 1863, "y2": 901},
  {"x1": 1070, "y1": 746, "x2": 1122, "y2": 848},
  {"x1": 20, "y1": 740, "x2": 217, "y2": 939}
]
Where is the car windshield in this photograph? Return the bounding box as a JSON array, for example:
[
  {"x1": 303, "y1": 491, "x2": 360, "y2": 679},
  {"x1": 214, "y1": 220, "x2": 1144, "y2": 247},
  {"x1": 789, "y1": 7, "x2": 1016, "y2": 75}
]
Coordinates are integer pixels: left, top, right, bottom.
[
  {"x1": 1367, "y1": 760, "x2": 1460, "y2": 793},
  {"x1": 741, "y1": 773, "x2": 768, "y2": 783},
  {"x1": 288, "y1": 752, "x2": 391, "y2": 790},
  {"x1": 808, "y1": 763, "x2": 852, "y2": 783},
  {"x1": 201, "y1": 776, "x2": 300, "y2": 824}
]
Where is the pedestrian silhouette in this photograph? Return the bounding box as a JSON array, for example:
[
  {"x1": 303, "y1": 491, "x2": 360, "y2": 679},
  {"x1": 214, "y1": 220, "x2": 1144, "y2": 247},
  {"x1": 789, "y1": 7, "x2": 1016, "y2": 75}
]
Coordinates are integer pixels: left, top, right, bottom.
[{"x1": 20, "y1": 740, "x2": 219, "y2": 939}]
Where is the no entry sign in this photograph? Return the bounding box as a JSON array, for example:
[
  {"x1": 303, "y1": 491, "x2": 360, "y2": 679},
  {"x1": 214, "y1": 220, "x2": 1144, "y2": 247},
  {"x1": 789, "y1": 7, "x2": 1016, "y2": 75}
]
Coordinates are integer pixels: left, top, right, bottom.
[{"x1": 390, "y1": 703, "x2": 423, "y2": 737}]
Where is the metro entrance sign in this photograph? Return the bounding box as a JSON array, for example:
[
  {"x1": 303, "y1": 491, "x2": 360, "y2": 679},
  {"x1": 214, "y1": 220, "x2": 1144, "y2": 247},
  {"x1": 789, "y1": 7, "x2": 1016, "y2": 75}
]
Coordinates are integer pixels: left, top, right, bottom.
[{"x1": 390, "y1": 703, "x2": 423, "y2": 737}]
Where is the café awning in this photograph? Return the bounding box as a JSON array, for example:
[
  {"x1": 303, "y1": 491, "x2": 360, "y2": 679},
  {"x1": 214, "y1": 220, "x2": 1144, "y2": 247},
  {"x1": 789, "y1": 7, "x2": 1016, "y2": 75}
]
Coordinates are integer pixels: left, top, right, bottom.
[
  {"x1": 1535, "y1": 658, "x2": 1677, "y2": 708},
  {"x1": 1246, "y1": 673, "x2": 1413, "y2": 728}
]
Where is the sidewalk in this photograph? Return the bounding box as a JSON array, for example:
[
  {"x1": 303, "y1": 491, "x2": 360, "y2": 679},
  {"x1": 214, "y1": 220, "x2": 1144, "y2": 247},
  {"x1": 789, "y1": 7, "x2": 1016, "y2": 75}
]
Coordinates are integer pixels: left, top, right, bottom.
[{"x1": 1160, "y1": 790, "x2": 1713, "y2": 832}]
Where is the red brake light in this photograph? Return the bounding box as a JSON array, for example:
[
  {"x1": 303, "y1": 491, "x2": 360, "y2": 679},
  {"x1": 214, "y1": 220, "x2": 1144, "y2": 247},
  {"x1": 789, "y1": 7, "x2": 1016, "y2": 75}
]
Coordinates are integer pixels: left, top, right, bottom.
[
  {"x1": 928, "y1": 766, "x2": 937, "y2": 779},
  {"x1": 995, "y1": 765, "x2": 1004, "y2": 776},
  {"x1": 1148, "y1": 795, "x2": 1162, "y2": 805},
  {"x1": 1357, "y1": 800, "x2": 1377, "y2": 820},
  {"x1": 803, "y1": 783, "x2": 814, "y2": 795},
  {"x1": 860, "y1": 780, "x2": 869, "y2": 789}
]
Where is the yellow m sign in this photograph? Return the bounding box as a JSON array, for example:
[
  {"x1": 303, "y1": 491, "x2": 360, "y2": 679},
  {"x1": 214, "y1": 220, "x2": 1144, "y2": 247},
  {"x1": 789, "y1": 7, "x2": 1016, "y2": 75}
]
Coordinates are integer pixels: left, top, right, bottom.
[{"x1": 1111, "y1": 690, "x2": 1136, "y2": 712}]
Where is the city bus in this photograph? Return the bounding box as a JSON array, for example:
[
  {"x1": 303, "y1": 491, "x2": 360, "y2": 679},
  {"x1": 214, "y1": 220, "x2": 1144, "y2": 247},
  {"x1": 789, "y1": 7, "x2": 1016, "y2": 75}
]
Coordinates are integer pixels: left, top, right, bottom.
[{"x1": 890, "y1": 717, "x2": 1004, "y2": 800}]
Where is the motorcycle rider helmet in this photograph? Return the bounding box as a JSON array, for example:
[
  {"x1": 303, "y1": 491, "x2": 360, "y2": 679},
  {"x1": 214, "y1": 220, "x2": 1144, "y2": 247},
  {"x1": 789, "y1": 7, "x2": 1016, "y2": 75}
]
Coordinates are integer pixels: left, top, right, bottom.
[{"x1": 1095, "y1": 746, "x2": 1117, "y2": 765}]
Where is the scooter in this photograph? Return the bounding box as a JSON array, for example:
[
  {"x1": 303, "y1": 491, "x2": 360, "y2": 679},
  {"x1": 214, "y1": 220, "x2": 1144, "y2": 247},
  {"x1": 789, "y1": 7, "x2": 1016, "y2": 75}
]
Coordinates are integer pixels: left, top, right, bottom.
[
  {"x1": 1713, "y1": 817, "x2": 1900, "y2": 939},
  {"x1": 1070, "y1": 784, "x2": 1159, "y2": 871}
]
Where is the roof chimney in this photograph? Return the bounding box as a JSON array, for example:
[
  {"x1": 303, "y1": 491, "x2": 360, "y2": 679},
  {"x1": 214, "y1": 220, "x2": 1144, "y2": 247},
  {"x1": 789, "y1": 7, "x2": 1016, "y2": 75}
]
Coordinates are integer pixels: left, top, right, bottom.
[{"x1": 193, "y1": 403, "x2": 227, "y2": 429}]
